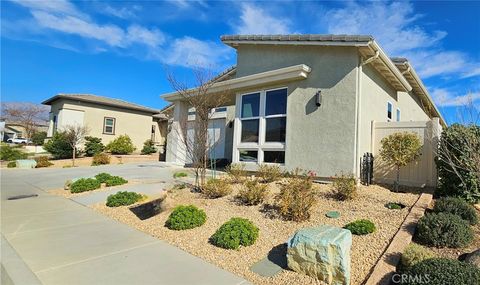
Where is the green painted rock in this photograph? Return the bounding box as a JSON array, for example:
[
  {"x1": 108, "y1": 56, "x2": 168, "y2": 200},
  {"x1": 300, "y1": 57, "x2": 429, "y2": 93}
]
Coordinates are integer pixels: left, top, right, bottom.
[
  {"x1": 287, "y1": 225, "x2": 351, "y2": 285},
  {"x1": 15, "y1": 159, "x2": 37, "y2": 169},
  {"x1": 326, "y1": 211, "x2": 340, "y2": 218}
]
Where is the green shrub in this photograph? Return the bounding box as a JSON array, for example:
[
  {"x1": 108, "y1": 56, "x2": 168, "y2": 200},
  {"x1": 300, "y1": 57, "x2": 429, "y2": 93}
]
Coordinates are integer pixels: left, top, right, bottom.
[
  {"x1": 105, "y1": 176, "x2": 128, "y2": 187},
  {"x1": 202, "y1": 179, "x2": 232, "y2": 198},
  {"x1": 400, "y1": 243, "x2": 436, "y2": 269},
  {"x1": 31, "y1": 131, "x2": 47, "y2": 146},
  {"x1": 236, "y1": 179, "x2": 269, "y2": 205},
  {"x1": 436, "y1": 124, "x2": 480, "y2": 203},
  {"x1": 344, "y1": 219, "x2": 376, "y2": 235},
  {"x1": 226, "y1": 163, "x2": 246, "y2": 183},
  {"x1": 106, "y1": 191, "x2": 143, "y2": 207},
  {"x1": 210, "y1": 218, "x2": 259, "y2": 249},
  {"x1": 257, "y1": 164, "x2": 282, "y2": 183},
  {"x1": 400, "y1": 258, "x2": 480, "y2": 285},
  {"x1": 141, "y1": 139, "x2": 157, "y2": 155},
  {"x1": 92, "y1": 152, "x2": 111, "y2": 166},
  {"x1": 415, "y1": 213, "x2": 473, "y2": 248},
  {"x1": 84, "y1": 136, "x2": 105, "y2": 156},
  {"x1": 332, "y1": 172, "x2": 357, "y2": 200},
  {"x1": 0, "y1": 144, "x2": 28, "y2": 161},
  {"x1": 433, "y1": 197, "x2": 478, "y2": 225},
  {"x1": 70, "y1": 178, "x2": 101, "y2": 193},
  {"x1": 385, "y1": 202, "x2": 405, "y2": 209},
  {"x1": 94, "y1": 172, "x2": 113, "y2": 183},
  {"x1": 106, "y1": 135, "x2": 136, "y2": 154},
  {"x1": 7, "y1": 161, "x2": 16, "y2": 168},
  {"x1": 276, "y1": 170, "x2": 316, "y2": 222},
  {"x1": 34, "y1": 156, "x2": 53, "y2": 168},
  {"x1": 43, "y1": 132, "x2": 74, "y2": 159},
  {"x1": 173, "y1": 171, "x2": 188, "y2": 178},
  {"x1": 165, "y1": 205, "x2": 207, "y2": 230}
]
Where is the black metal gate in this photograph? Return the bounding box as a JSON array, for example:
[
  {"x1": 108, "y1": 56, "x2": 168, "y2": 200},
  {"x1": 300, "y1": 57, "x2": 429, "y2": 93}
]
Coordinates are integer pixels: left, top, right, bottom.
[{"x1": 360, "y1": 152, "x2": 374, "y2": 185}]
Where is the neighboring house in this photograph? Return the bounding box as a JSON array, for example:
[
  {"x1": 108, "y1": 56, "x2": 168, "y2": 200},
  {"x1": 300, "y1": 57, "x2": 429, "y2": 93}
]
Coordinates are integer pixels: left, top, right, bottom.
[
  {"x1": 161, "y1": 34, "x2": 446, "y2": 183},
  {"x1": 0, "y1": 121, "x2": 48, "y2": 142},
  {"x1": 42, "y1": 94, "x2": 167, "y2": 153}
]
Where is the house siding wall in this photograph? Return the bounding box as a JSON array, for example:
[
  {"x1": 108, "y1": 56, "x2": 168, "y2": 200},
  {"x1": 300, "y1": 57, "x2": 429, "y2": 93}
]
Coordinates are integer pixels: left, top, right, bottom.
[
  {"x1": 47, "y1": 99, "x2": 154, "y2": 152},
  {"x1": 235, "y1": 45, "x2": 359, "y2": 177}
]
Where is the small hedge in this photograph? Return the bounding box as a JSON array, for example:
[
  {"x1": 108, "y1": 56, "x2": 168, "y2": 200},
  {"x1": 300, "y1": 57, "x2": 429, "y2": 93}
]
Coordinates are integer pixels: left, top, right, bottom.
[
  {"x1": 344, "y1": 219, "x2": 376, "y2": 235},
  {"x1": 433, "y1": 197, "x2": 478, "y2": 225},
  {"x1": 94, "y1": 173, "x2": 113, "y2": 184},
  {"x1": 106, "y1": 191, "x2": 143, "y2": 207},
  {"x1": 257, "y1": 164, "x2": 282, "y2": 183},
  {"x1": 400, "y1": 258, "x2": 480, "y2": 285},
  {"x1": 415, "y1": 213, "x2": 473, "y2": 248},
  {"x1": 70, "y1": 178, "x2": 101, "y2": 193},
  {"x1": 202, "y1": 179, "x2": 232, "y2": 198},
  {"x1": 92, "y1": 152, "x2": 110, "y2": 166},
  {"x1": 173, "y1": 171, "x2": 188, "y2": 178},
  {"x1": 385, "y1": 202, "x2": 406, "y2": 210},
  {"x1": 105, "y1": 176, "x2": 128, "y2": 187},
  {"x1": 165, "y1": 205, "x2": 206, "y2": 230},
  {"x1": 106, "y1": 135, "x2": 136, "y2": 154},
  {"x1": 35, "y1": 156, "x2": 53, "y2": 168},
  {"x1": 400, "y1": 243, "x2": 436, "y2": 270},
  {"x1": 332, "y1": 173, "x2": 357, "y2": 200},
  {"x1": 210, "y1": 217, "x2": 259, "y2": 249},
  {"x1": 7, "y1": 161, "x2": 16, "y2": 168}
]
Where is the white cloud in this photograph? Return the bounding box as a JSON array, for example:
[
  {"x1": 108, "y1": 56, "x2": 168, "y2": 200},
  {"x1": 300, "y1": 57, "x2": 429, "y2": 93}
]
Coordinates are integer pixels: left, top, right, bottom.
[
  {"x1": 235, "y1": 3, "x2": 291, "y2": 34},
  {"x1": 432, "y1": 88, "x2": 480, "y2": 107},
  {"x1": 101, "y1": 4, "x2": 140, "y2": 19},
  {"x1": 323, "y1": 1, "x2": 479, "y2": 79},
  {"x1": 10, "y1": 0, "x2": 86, "y2": 18},
  {"x1": 126, "y1": 25, "x2": 165, "y2": 47}
]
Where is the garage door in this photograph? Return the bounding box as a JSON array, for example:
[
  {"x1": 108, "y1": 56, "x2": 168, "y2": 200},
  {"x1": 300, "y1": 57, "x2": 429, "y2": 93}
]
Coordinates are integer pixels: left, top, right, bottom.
[{"x1": 186, "y1": 118, "x2": 226, "y2": 163}]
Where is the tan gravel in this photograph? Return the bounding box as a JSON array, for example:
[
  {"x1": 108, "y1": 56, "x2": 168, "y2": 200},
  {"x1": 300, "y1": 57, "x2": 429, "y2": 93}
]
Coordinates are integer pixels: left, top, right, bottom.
[{"x1": 90, "y1": 180, "x2": 419, "y2": 285}]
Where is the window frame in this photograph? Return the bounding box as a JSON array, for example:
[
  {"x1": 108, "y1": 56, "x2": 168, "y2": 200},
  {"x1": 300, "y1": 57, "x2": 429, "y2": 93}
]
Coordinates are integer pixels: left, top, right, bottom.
[
  {"x1": 103, "y1": 117, "x2": 116, "y2": 135},
  {"x1": 235, "y1": 87, "x2": 287, "y2": 165}
]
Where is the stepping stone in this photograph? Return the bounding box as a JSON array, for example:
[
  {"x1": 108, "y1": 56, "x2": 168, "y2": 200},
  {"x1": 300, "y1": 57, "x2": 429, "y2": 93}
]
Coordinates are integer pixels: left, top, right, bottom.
[
  {"x1": 326, "y1": 211, "x2": 340, "y2": 218},
  {"x1": 250, "y1": 244, "x2": 287, "y2": 277}
]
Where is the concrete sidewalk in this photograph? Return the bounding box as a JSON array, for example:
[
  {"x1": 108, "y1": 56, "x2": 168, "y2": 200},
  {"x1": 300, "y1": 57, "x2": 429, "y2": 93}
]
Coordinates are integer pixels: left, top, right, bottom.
[{"x1": 1, "y1": 164, "x2": 249, "y2": 285}]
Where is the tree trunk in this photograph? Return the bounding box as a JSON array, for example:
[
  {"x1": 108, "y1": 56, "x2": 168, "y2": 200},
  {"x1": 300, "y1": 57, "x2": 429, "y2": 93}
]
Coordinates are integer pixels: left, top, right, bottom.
[
  {"x1": 72, "y1": 146, "x2": 76, "y2": 167},
  {"x1": 394, "y1": 165, "x2": 400, "y2": 192}
]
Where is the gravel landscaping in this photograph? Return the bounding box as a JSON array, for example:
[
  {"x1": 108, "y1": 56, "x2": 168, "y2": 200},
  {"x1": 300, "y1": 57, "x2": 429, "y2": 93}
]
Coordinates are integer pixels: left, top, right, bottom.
[{"x1": 90, "y1": 179, "x2": 419, "y2": 285}]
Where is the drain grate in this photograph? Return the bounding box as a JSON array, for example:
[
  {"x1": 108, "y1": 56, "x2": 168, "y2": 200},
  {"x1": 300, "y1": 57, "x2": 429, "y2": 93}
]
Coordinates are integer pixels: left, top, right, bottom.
[{"x1": 7, "y1": 194, "x2": 38, "y2": 200}]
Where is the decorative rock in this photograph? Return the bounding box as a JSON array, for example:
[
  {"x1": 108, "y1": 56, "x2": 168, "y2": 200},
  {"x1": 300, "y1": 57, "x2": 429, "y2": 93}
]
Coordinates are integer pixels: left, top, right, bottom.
[
  {"x1": 287, "y1": 225, "x2": 351, "y2": 285},
  {"x1": 15, "y1": 159, "x2": 37, "y2": 169},
  {"x1": 464, "y1": 248, "x2": 480, "y2": 269},
  {"x1": 326, "y1": 211, "x2": 340, "y2": 218}
]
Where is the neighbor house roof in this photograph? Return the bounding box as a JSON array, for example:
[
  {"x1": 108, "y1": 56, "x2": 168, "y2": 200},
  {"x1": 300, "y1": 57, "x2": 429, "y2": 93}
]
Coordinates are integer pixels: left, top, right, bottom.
[{"x1": 42, "y1": 94, "x2": 160, "y2": 114}]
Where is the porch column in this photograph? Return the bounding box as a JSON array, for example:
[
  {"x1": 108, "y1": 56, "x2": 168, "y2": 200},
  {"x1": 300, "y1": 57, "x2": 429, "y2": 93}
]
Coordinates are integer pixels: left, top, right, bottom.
[{"x1": 166, "y1": 100, "x2": 188, "y2": 165}]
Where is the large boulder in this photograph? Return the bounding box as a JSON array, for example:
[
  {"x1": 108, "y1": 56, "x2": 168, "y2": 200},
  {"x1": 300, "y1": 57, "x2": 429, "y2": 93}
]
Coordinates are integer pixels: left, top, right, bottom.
[
  {"x1": 287, "y1": 225, "x2": 352, "y2": 285},
  {"x1": 464, "y1": 248, "x2": 480, "y2": 268},
  {"x1": 15, "y1": 159, "x2": 37, "y2": 169}
]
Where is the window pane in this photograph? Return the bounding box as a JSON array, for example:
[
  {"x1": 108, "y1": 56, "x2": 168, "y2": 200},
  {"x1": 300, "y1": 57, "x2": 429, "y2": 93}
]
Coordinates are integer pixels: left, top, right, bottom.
[
  {"x1": 241, "y1": 93, "x2": 260, "y2": 118},
  {"x1": 396, "y1": 109, "x2": 401, "y2": 122},
  {"x1": 239, "y1": 150, "x2": 258, "y2": 162},
  {"x1": 265, "y1": 117, "x2": 286, "y2": 142},
  {"x1": 241, "y1": 119, "x2": 259, "y2": 142},
  {"x1": 266, "y1": 89, "x2": 287, "y2": 116},
  {"x1": 387, "y1": 103, "x2": 392, "y2": 119},
  {"x1": 264, "y1": 151, "x2": 285, "y2": 163},
  {"x1": 105, "y1": 118, "x2": 114, "y2": 126},
  {"x1": 105, "y1": 126, "x2": 113, "y2": 133}
]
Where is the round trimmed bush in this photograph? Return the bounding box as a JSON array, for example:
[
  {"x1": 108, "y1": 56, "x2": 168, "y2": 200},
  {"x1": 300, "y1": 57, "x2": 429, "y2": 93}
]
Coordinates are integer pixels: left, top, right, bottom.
[
  {"x1": 166, "y1": 205, "x2": 206, "y2": 230},
  {"x1": 94, "y1": 172, "x2": 113, "y2": 183},
  {"x1": 70, "y1": 178, "x2": 101, "y2": 193},
  {"x1": 415, "y1": 213, "x2": 473, "y2": 248},
  {"x1": 105, "y1": 176, "x2": 128, "y2": 187},
  {"x1": 106, "y1": 191, "x2": 143, "y2": 207},
  {"x1": 400, "y1": 243, "x2": 436, "y2": 270},
  {"x1": 210, "y1": 217, "x2": 259, "y2": 249},
  {"x1": 344, "y1": 219, "x2": 376, "y2": 235},
  {"x1": 400, "y1": 258, "x2": 480, "y2": 285},
  {"x1": 433, "y1": 197, "x2": 478, "y2": 225}
]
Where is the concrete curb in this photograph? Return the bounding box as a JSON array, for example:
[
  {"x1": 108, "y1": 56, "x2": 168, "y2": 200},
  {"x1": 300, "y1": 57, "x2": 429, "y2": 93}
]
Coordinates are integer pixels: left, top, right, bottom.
[
  {"x1": 364, "y1": 193, "x2": 433, "y2": 285},
  {"x1": 1, "y1": 235, "x2": 42, "y2": 285}
]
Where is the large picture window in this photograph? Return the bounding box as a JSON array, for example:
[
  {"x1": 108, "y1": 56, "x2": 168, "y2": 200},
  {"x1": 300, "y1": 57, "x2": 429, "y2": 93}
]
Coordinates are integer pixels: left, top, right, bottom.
[
  {"x1": 103, "y1": 117, "x2": 115, "y2": 135},
  {"x1": 237, "y1": 88, "x2": 287, "y2": 164}
]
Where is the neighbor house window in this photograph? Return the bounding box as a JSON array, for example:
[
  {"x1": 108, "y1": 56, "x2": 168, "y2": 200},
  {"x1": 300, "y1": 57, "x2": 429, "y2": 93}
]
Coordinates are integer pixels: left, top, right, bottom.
[
  {"x1": 103, "y1": 117, "x2": 115, "y2": 134},
  {"x1": 396, "y1": 108, "x2": 401, "y2": 122},
  {"x1": 387, "y1": 102, "x2": 393, "y2": 120},
  {"x1": 237, "y1": 88, "x2": 287, "y2": 164}
]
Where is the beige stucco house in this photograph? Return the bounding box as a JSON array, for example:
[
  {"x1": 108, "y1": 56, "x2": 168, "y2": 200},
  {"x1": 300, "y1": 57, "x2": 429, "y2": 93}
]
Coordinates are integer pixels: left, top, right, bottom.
[
  {"x1": 161, "y1": 34, "x2": 446, "y2": 185},
  {"x1": 42, "y1": 94, "x2": 168, "y2": 153}
]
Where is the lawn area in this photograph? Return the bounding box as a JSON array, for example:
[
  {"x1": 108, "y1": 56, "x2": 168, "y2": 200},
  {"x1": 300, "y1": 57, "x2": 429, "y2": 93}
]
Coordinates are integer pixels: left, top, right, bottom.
[{"x1": 90, "y1": 177, "x2": 419, "y2": 285}]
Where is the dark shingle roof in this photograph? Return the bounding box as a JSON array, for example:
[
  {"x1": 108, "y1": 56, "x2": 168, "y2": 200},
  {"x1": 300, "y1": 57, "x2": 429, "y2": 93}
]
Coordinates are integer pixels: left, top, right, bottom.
[
  {"x1": 42, "y1": 94, "x2": 159, "y2": 114},
  {"x1": 221, "y1": 34, "x2": 373, "y2": 43}
]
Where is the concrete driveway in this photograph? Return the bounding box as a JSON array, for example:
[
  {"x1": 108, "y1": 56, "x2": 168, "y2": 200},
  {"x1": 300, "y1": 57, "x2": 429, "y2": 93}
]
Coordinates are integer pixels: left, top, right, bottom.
[{"x1": 1, "y1": 162, "x2": 248, "y2": 285}]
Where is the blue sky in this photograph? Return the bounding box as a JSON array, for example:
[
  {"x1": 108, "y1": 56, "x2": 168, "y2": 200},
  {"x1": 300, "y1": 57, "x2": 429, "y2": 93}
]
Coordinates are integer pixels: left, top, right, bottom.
[{"x1": 1, "y1": 0, "x2": 479, "y2": 124}]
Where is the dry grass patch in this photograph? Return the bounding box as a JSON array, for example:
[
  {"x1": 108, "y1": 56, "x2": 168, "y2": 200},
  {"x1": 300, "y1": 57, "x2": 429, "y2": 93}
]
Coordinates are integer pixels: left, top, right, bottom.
[{"x1": 90, "y1": 181, "x2": 419, "y2": 285}]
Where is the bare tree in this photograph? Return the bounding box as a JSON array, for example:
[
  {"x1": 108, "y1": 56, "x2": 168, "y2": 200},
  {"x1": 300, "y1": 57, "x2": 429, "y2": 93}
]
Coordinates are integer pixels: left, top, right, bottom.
[
  {"x1": 167, "y1": 67, "x2": 231, "y2": 189},
  {"x1": 1, "y1": 102, "x2": 49, "y2": 140},
  {"x1": 63, "y1": 124, "x2": 89, "y2": 167}
]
